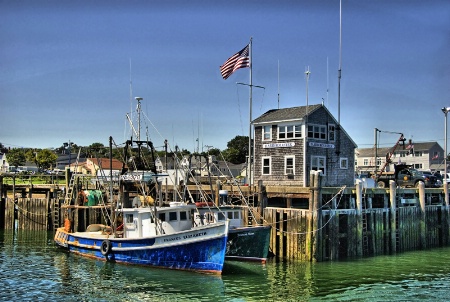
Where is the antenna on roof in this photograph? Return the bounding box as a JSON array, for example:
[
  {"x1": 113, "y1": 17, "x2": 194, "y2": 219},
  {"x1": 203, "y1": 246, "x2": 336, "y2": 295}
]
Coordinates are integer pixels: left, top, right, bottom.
[
  {"x1": 277, "y1": 60, "x2": 280, "y2": 109},
  {"x1": 305, "y1": 66, "x2": 311, "y2": 124},
  {"x1": 327, "y1": 56, "x2": 329, "y2": 108}
]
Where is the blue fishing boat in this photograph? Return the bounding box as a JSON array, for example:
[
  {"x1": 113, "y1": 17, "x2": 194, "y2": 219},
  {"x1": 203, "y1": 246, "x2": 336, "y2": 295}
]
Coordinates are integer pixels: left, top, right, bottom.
[
  {"x1": 54, "y1": 134, "x2": 229, "y2": 274},
  {"x1": 54, "y1": 204, "x2": 229, "y2": 273}
]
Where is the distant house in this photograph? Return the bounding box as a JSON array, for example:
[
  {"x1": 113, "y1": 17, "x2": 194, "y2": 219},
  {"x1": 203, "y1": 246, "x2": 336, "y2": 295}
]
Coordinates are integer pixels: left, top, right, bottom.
[
  {"x1": 56, "y1": 153, "x2": 86, "y2": 170},
  {"x1": 356, "y1": 141, "x2": 445, "y2": 174},
  {"x1": 155, "y1": 155, "x2": 243, "y2": 186},
  {"x1": 0, "y1": 148, "x2": 9, "y2": 173},
  {"x1": 252, "y1": 104, "x2": 357, "y2": 187},
  {"x1": 72, "y1": 158, "x2": 124, "y2": 176}
]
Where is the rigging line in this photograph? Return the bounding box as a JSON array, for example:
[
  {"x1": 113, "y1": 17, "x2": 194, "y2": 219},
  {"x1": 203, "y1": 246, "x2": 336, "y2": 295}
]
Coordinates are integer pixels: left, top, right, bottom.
[
  {"x1": 235, "y1": 83, "x2": 245, "y2": 136},
  {"x1": 258, "y1": 87, "x2": 266, "y2": 111},
  {"x1": 141, "y1": 111, "x2": 166, "y2": 142}
]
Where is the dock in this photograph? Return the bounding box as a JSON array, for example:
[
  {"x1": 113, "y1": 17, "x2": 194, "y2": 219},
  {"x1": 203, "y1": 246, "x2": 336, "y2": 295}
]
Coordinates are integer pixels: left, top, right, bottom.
[{"x1": 1, "y1": 173, "x2": 449, "y2": 261}]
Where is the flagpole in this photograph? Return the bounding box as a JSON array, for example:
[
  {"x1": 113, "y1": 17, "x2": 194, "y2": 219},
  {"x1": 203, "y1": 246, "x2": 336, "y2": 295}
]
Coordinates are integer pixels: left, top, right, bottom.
[{"x1": 248, "y1": 37, "x2": 253, "y2": 188}]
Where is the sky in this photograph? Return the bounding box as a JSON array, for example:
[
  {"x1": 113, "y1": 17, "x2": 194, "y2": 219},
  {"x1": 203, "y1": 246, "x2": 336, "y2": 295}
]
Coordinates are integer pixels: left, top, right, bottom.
[{"x1": 1, "y1": 0, "x2": 449, "y2": 154}]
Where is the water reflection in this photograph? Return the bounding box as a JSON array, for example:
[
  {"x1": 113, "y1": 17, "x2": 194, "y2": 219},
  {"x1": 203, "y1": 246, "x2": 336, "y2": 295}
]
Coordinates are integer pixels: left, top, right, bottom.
[{"x1": 2, "y1": 230, "x2": 450, "y2": 301}]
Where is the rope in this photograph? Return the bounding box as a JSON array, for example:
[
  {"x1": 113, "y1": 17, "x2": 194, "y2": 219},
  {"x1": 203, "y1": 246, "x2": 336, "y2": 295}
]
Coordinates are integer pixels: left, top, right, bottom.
[
  {"x1": 266, "y1": 185, "x2": 347, "y2": 235},
  {"x1": 7, "y1": 198, "x2": 48, "y2": 216}
]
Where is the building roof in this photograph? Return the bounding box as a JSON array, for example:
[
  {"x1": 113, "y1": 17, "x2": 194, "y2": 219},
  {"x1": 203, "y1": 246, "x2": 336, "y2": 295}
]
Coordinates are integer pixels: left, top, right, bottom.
[
  {"x1": 252, "y1": 104, "x2": 322, "y2": 124},
  {"x1": 252, "y1": 103, "x2": 357, "y2": 148},
  {"x1": 357, "y1": 141, "x2": 443, "y2": 157},
  {"x1": 87, "y1": 158, "x2": 124, "y2": 170}
]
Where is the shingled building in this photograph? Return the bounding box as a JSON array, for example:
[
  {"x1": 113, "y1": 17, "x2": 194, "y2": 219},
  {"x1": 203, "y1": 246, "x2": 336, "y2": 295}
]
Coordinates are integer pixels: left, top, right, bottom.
[{"x1": 252, "y1": 104, "x2": 357, "y2": 187}]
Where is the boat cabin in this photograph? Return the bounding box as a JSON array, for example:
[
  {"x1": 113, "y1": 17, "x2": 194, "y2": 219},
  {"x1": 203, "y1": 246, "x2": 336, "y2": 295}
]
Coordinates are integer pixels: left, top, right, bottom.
[
  {"x1": 194, "y1": 206, "x2": 243, "y2": 229},
  {"x1": 122, "y1": 203, "x2": 196, "y2": 238}
]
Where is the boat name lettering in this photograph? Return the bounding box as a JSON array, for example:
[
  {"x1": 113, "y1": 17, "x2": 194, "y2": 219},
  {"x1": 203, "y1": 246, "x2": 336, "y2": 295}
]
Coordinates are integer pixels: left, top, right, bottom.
[
  {"x1": 262, "y1": 142, "x2": 295, "y2": 149},
  {"x1": 308, "y1": 142, "x2": 335, "y2": 149},
  {"x1": 237, "y1": 232, "x2": 255, "y2": 237},
  {"x1": 183, "y1": 232, "x2": 207, "y2": 239},
  {"x1": 120, "y1": 175, "x2": 143, "y2": 181},
  {"x1": 164, "y1": 236, "x2": 181, "y2": 242}
]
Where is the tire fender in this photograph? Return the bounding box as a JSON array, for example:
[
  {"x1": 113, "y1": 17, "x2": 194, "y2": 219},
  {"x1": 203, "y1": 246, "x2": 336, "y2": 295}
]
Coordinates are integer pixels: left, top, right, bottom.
[{"x1": 100, "y1": 240, "x2": 112, "y2": 256}]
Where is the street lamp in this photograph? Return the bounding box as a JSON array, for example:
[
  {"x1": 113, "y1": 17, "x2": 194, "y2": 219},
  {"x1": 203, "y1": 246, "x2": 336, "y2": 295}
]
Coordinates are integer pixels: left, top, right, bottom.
[{"x1": 442, "y1": 107, "x2": 450, "y2": 206}]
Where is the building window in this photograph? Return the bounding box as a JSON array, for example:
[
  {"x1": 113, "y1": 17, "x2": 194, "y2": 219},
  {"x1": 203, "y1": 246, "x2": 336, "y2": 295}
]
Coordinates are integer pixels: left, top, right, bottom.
[
  {"x1": 262, "y1": 156, "x2": 271, "y2": 175},
  {"x1": 278, "y1": 124, "x2": 302, "y2": 140},
  {"x1": 311, "y1": 156, "x2": 326, "y2": 175},
  {"x1": 262, "y1": 125, "x2": 272, "y2": 141},
  {"x1": 363, "y1": 158, "x2": 368, "y2": 166},
  {"x1": 285, "y1": 155, "x2": 295, "y2": 175},
  {"x1": 413, "y1": 151, "x2": 422, "y2": 157},
  {"x1": 340, "y1": 157, "x2": 348, "y2": 169},
  {"x1": 308, "y1": 124, "x2": 327, "y2": 140},
  {"x1": 414, "y1": 163, "x2": 423, "y2": 169},
  {"x1": 328, "y1": 124, "x2": 336, "y2": 141},
  {"x1": 376, "y1": 158, "x2": 382, "y2": 166}
]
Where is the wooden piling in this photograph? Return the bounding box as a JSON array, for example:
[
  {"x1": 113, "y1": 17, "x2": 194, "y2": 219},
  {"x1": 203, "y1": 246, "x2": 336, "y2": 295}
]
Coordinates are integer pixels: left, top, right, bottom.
[
  {"x1": 355, "y1": 182, "x2": 363, "y2": 257},
  {"x1": 389, "y1": 180, "x2": 397, "y2": 253},
  {"x1": 418, "y1": 183, "x2": 426, "y2": 249}
]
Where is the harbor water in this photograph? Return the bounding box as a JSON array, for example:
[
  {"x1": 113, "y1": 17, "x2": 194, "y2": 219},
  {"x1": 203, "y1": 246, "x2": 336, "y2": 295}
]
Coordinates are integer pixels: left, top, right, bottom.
[{"x1": 1, "y1": 230, "x2": 450, "y2": 301}]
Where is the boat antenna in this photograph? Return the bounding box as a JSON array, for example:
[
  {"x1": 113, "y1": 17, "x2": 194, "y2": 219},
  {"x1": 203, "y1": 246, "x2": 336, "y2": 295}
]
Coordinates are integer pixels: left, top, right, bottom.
[
  {"x1": 135, "y1": 97, "x2": 143, "y2": 141},
  {"x1": 129, "y1": 59, "x2": 133, "y2": 135}
]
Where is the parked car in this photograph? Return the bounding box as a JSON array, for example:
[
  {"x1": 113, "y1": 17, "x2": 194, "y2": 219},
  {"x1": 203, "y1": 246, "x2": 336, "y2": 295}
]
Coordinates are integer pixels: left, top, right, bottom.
[
  {"x1": 422, "y1": 171, "x2": 442, "y2": 187},
  {"x1": 435, "y1": 172, "x2": 450, "y2": 184}
]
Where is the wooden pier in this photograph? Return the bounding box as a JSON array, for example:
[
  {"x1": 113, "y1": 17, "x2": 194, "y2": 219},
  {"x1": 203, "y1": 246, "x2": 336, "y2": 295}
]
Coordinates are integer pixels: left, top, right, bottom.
[{"x1": 1, "y1": 173, "x2": 449, "y2": 262}]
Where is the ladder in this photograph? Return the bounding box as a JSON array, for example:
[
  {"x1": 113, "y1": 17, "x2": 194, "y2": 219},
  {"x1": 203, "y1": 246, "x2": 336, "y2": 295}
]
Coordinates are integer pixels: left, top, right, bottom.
[
  {"x1": 361, "y1": 193, "x2": 369, "y2": 255},
  {"x1": 64, "y1": 148, "x2": 82, "y2": 206},
  {"x1": 53, "y1": 197, "x2": 60, "y2": 230}
]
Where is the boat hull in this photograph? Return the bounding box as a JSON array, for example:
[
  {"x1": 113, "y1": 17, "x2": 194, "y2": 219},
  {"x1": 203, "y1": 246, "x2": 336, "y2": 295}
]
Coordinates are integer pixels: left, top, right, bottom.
[
  {"x1": 226, "y1": 225, "x2": 271, "y2": 262},
  {"x1": 54, "y1": 221, "x2": 228, "y2": 274}
]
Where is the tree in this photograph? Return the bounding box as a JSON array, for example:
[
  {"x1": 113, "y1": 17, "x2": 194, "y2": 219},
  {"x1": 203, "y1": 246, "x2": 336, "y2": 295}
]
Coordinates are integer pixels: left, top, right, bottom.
[
  {"x1": 6, "y1": 148, "x2": 26, "y2": 168},
  {"x1": 25, "y1": 149, "x2": 38, "y2": 165},
  {"x1": 36, "y1": 149, "x2": 58, "y2": 170},
  {"x1": 222, "y1": 135, "x2": 252, "y2": 164},
  {"x1": 206, "y1": 148, "x2": 221, "y2": 157},
  {"x1": 87, "y1": 142, "x2": 107, "y2": 158}
]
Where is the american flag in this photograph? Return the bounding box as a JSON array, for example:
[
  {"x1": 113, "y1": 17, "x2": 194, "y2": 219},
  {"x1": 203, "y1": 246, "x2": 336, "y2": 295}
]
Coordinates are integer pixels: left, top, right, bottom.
[
  {"x1": 432, "y1": 154, "x2": 439, "y2": 160},
  {"x1": 220, "y1": 44, "x2": 250, "y2": 80}
]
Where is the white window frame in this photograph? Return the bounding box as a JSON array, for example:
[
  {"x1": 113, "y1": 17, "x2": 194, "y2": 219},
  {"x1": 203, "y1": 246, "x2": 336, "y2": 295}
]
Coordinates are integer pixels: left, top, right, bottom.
[
  {"x1": 328, "y1": 124, "x2": 336, "y2": 142},
  {"x1": 340, "y1": 157, "x2": 348, "y2": 169},
  {"x1": 311, "y1": 156, "x2": 326, "y2": 175},
  {"x1": 376, "y1": 158, "x2": 382, "y2": 166},
  {"x1": 284, "y1": 155, "x2": 295, "y2": 175},
  {"x1": 363, "y1": 158, "x2": 368, "y2": 166},
  {"x1": 262, "y1": 125, "x2": 272, "y2": 141},
  {"x1": 262, "y1": 156, "x2": 271, "y2": 175},
  {"x1": 307, "y1": 124, "x2": 327, "y2": 140},
  {"x1": 277, "y1": 124, "x2": 302, "y2": 140}
]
